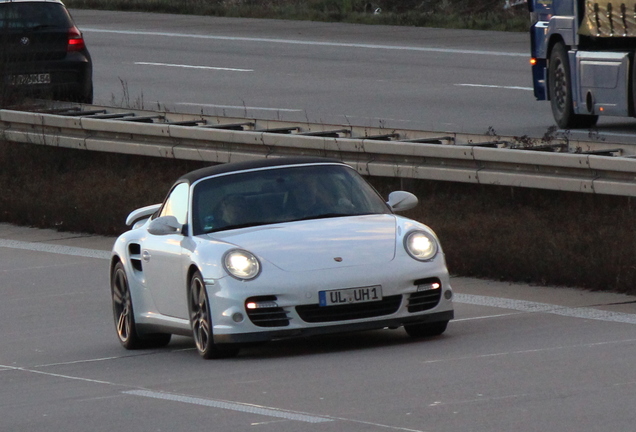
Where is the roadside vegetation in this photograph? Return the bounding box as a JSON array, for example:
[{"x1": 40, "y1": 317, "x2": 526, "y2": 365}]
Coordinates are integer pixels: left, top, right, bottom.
[
  {"x1": 64, "y1": 0, "x2": 530, "y2": 32},
  {"x1": 2, "y1": 141, "x2": 635, "y2": 295}
]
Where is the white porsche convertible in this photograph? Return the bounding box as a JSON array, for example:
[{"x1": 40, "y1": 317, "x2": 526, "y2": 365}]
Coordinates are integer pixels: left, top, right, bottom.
[{"x1": 110, "y1": 157, "x2": 454, "y2": 359}]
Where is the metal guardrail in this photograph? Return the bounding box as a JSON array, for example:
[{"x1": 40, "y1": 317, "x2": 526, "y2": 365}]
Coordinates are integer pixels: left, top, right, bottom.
[{"x1": 2, "y1": 102, "x2": 636, "y2": 197}]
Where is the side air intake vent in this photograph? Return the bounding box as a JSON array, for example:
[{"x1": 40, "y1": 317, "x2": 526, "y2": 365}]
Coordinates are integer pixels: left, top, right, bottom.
[{"x1": 128, "y1": 243, "x2": 142, "y2": 272}]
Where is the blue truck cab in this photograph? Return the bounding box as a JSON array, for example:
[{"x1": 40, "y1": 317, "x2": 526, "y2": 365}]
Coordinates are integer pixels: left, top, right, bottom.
[{"x1": 529, "y1": 0, "x2": 636, "y2": 128}]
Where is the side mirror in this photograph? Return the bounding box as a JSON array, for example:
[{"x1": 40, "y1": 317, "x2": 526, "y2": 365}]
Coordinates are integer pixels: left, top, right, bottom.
[
  {"x1": 147, "y1": 216, "x2": 183, "y2": 236},
  {"x1": 126, "y1": 203, "x2": 161, "y2": 226},
  {"x1": 387, "y1": 191, "x2": 418, "y2": 212}
]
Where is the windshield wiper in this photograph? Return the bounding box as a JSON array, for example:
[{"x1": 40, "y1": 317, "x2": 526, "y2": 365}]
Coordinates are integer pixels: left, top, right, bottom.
[
  {"x1": 288, "y1": 213, "x2": 355, "y2": 222},
  {"x1": 203, "y1": 221, "x2": 266, "y2": 234}
]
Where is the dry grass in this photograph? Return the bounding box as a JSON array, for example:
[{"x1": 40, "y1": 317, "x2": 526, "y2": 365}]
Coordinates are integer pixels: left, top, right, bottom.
[
  {"x1": 398, "y1": 181, "x2": 636, "y2": 294},
  {"x1": 64, "y1": 0, "x2": 530, "y2": 32},
  {"x1": 0, "y1": 141, "x2": 207, "y2": 234},
  {"x1": 2, "y1": 141, "x2": 635, "y2": 295}
]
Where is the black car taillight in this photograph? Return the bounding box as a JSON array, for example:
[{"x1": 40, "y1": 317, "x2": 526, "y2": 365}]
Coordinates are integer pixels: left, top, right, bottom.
[{"x1": 68, "y1": 26, "x2": 85, "y2": 52}]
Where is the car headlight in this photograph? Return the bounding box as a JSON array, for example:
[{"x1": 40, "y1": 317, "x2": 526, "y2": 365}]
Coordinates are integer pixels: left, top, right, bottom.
[
  {"x1": 223, "y1": 249, "x2": 261, "y2": 280},
  {"x1": 404, "y1": 231, "x2": 438, "y2": 261}
]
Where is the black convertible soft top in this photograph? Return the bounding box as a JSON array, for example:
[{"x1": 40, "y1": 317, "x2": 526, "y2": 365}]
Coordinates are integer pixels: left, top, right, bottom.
[{"x1": 177, "y1": 156, "x2": 345, "y2": 184}]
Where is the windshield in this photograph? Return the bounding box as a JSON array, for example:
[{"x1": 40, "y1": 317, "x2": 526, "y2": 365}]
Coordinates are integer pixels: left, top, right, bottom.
[{"x1": 191, "y1": 164, "x2": 391, "y2": 235}]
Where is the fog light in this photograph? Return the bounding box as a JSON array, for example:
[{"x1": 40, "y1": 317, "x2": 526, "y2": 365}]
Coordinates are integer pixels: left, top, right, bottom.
[
  {"x1": 232, "y1": 312, "x2": 244, "y2": 323},
  {"x1": 444, "y1": 290, "x2": 453, "y2": 300}
]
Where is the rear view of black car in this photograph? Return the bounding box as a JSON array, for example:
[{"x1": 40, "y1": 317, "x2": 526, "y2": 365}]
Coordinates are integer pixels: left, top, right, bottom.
[{"x1": 0, "y1": 0, "x2": 92, "y2": 104}]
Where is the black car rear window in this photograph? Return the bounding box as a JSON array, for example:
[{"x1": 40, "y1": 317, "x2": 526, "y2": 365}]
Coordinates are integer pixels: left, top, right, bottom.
[{"x1": 0, "y1": 2, "x2": 73, "y2": 30}]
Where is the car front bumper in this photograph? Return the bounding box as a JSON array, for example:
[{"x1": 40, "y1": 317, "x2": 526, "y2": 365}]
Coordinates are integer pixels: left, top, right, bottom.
[
  {"x1": 214, "y1": 310, "x2": 454, "y2": 344},
  {"x1": 206, "y1": 255, "x2": 454, "y2": 344}
]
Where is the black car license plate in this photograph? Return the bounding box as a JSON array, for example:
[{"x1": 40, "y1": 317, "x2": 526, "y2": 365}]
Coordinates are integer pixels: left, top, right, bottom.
[{"x1": 9, "y1": 73, "x2": 51, "y2": 85}]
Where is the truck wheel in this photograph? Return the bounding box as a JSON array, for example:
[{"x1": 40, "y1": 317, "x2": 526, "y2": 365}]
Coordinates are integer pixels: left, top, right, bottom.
[{"x1": 548, "y1": 42, "x2": 598, "y2": 129}]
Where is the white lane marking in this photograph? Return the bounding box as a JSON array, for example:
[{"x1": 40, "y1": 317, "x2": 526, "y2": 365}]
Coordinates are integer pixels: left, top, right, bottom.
[
  {"x1": 176, "y1": 102, "x2": 303, "y2": 112},
  {"x1": 2, "y1": 359, "x2": 419, "y2": 430},
  {"x1": 455, "y1": 83, "x2": 533, "y2": 91},
  {"x1": 420, "y1": 337, "x2": 636, "y2": 364},
  {"x1": 3, "y1": 362, "x2": 423, "y2": 430},
  {"x1": 83, "y1": 28, "x2": 527, "y2": 57},
  {"x1": 453, "y1": 312, "x2": 522, "y2": 321},
  {"x1": 454, "y1": 293, "x2": 636, "y2": 324},
  {"x1": 1, "y1": 364, "x2": 117, "y2": 386},
  {"x1": 135, "y1": 61, "x2": 253, "y2": 72},
  {"x1": 0, "y1": 239, "x2": 110, "y2": 260},
  {"x1": 123, "y1": 390, "x2": 333, "y2": 423},
  {"x1": 251, "y1": 420, "x2": 289, "y2": 426},
  {"x1": 35, "y1": 356, "x2": 139, "y2": 368},
  {"x1": 1, "y1": 262, "x2": 93, "y2": 274},
  {"x1": 126, "y1": 390, "x2": 427, "y2": 432},
  {"x1": 337, "y1": 419, "x2": 427, "y2": 432}
]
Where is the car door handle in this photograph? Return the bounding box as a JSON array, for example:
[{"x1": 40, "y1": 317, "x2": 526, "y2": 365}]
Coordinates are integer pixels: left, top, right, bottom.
[{"x1": 142, "y1": 250, "x2": 151, "y2": 262}]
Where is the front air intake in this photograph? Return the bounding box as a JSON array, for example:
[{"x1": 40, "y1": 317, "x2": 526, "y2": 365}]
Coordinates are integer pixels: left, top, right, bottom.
[
  {"x1": 408, "y1": 278, "x2": 442, "y2": 312},
  {"x1": 245, "y1": 296, "x2": 290, "y2": 327},
  {"x1": 296, "y1": 295, "x2": 402, "y2": 323}
]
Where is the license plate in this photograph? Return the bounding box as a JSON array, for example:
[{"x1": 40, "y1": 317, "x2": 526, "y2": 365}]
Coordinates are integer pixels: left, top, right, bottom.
[
  {"x1": 8, "y1": 73, "x2": 51, "y2": 85},
  {"x1": 319, "y1": 285, "x2": 382, "y2": 306}
]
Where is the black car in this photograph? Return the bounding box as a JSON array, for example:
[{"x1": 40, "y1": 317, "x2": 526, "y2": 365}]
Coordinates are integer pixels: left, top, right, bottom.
[{"x1": 0, "y1": 0, "x2": 92, "y2": 104}]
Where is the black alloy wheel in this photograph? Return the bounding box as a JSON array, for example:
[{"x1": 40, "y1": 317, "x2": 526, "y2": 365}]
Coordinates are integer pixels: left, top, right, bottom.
[
  {"x1": 188, "y1": 270, "x2": 239, "y2": 359},
  {"x1": 111, "y1": 261, "x2": 171, "y2": 349}
]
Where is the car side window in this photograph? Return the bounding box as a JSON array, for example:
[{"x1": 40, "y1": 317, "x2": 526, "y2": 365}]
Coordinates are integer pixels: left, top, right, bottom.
[{"x1": 159, "y1": 182, "x2": 189, "y2": 225}]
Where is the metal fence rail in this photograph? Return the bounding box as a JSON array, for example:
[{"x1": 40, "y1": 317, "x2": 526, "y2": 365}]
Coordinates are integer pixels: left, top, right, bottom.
[{"x1": 2, "y1": 102, "x2": 636, "y2": 196}]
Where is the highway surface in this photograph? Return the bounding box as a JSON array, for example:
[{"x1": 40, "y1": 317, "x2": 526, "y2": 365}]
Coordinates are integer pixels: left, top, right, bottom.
[
  {"x1": 70, "y1": 9, "x2": 636, "y2": 141},
  {"x1": 1, "y1": 223, "x2": 635, "y2": 432}
]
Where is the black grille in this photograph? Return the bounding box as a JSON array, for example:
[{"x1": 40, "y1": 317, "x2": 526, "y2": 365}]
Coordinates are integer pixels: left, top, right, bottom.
[
  {"x1": 407, "y1": 278, "x2": 442, "y2": 312},
  {"x1": 245, "y1": 296, "x2": 290, "y2": 327},
  {"x1": 296, "y1": 295, "x2": 402, "y2": 323}
]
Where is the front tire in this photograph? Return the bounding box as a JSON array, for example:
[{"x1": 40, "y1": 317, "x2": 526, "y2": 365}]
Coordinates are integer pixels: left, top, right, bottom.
[
  {"x1": 404, "y1": 321, "x2": 448, "y2": 338},
  {"x1": 111, "y1": 262, "x2": 171, "y2": 349},
  {"x1": 188, "y1": 271, "x2": 239, "y2": 359},
  {"x1": 548, "y1": 42, "x2": 598, "y2": 129}
]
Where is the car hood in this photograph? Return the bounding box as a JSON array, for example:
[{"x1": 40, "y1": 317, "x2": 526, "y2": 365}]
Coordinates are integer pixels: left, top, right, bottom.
[{"x1": 207, "y1": 214, "x2": 397, "y2": 272}]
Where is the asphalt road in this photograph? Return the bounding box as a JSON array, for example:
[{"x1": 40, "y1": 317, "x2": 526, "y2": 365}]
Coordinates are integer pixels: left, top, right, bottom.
[
  {"x1": 1, "y1": 223, "x2": 635, "y2": 432},
  {"x1": 69, "y1": 9, "x2": 636, "y2": 141}
]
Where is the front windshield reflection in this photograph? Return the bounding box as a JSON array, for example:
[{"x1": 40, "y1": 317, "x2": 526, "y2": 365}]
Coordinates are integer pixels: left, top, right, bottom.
[{"x1": 191, "y1": 165, "x2": 391, "y2": 235}]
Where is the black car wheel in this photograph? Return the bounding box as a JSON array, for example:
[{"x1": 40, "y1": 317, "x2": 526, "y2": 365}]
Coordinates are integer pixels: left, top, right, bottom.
[
  {"x1": 189, "y1": 270, "x2": 239, "y2": 359},
  {"x1": 548, "y1": 42, "x2": 598, "y2": 129},
  {"x1": 111, "y1": 261, "x2": 171, "y2": 349},
  {"x1": 404, "y1": 320, "x2": 448, "y2": 338}
]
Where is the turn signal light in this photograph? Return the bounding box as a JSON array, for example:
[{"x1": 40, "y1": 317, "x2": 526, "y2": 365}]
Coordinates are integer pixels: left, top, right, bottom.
[
  {"x1": 530, "y1": 58, "x2": 537, "y2": 66},
  {"x1": 416, "y1": 281, "x2": 441, "y2": 292},
  {"x1": 246, "y1": 301, "x2": 278, "y2": 309}
]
